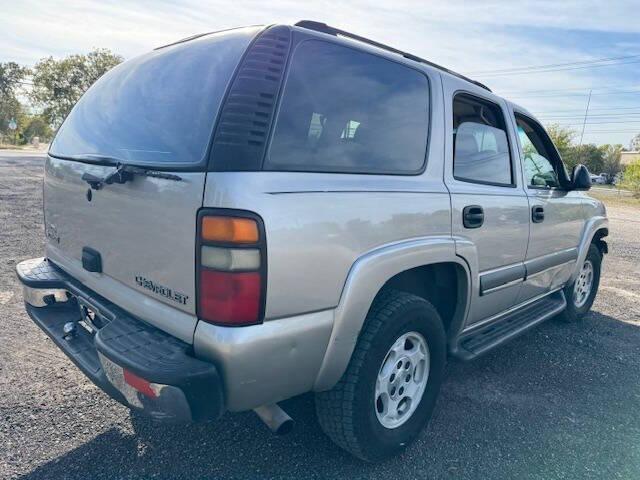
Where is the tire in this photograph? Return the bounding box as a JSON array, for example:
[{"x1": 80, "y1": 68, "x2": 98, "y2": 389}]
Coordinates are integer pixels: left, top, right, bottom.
[
  {"x1": 315, "y1": 290, "x2": 446, "y2": 462},
  {"x1": 560, "y1": 243, "x2": 602, "y2": 322}
]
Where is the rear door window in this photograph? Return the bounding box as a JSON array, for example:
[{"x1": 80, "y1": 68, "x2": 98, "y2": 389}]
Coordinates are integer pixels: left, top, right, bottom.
[
  {"x1": 266, "y1": 40, "x2": 430, "y2": 174},
  {"x1": 453, "y1": 94, "x2": 513, "y2": 186},
  {"x1": 49, "y1": 27, "x2": 260, "y2": 166}
]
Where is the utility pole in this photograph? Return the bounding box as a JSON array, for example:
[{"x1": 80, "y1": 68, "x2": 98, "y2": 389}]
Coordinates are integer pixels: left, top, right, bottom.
[{"x1": 578, "y1": 89, "x2": 592, "y2": 147}]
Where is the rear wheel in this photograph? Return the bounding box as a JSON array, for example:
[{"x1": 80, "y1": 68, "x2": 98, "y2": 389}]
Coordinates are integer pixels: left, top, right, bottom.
[
  {"x1": 315, "y1": 290, "x2": 446, "y2": 462},
  {"x1": 560, "y1": 243, "x2": 602, "y2": 322}
]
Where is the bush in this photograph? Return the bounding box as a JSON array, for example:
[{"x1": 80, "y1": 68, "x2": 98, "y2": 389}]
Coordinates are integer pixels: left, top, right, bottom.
[{"x1": 621, "y1": 160, "x2": 640, "y2": 198}]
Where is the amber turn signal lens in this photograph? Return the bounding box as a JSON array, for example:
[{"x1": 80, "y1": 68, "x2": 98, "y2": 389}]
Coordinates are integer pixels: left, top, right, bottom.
[{"x1": 201, "y1": 216, "x2": 259, "y2": 244}]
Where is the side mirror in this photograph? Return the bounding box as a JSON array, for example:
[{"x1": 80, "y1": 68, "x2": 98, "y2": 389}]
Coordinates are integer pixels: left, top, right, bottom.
[{"x1": 571, "y1": 164, "x2": 591, "y2": 191}]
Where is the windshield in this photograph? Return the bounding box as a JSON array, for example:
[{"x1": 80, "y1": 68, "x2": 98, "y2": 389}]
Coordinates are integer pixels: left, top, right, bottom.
[{"x1": 49, "y1": 27, "x2": 260, "y2": 166}]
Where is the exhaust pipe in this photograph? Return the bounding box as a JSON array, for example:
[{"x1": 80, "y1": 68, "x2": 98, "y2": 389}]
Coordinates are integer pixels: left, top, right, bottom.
[{"x1": 253, "y1": 403, "x2": 294, "y2": 435}]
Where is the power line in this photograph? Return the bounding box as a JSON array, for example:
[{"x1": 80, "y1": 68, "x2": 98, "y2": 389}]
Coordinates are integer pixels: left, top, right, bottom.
[
  {"x1": 538, "y1": 112, "x2": 640, "y2": 119},
  {"x1": 509, "y1": 89, "x2": 640, "y2": 99},
  {"x1": 477, "y1": 60, "x2": 640, "y2": 77},
  {"x1": 468, "y1": 53, "x2": 640, "y2": 75},
  {"x1": 534, "y1": 105, "x2": 640, "y2": 113},
  {"x1": 544, "y1": 120, "x2": 640, "y2": 126},
  {"x1": 498, "y1": 84, "x2": 640, "y2": 95},
  {"x1": 575, "y1": 130, "x2": 640, "y2": 133},
  {"x1": 574, "y1": 131, "x2": 640, "y2": 134}
]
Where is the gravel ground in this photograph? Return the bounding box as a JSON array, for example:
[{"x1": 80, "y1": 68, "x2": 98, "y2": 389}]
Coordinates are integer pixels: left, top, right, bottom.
[{"x1": 1, "y1": 152, "x2": 639, "y2": 479}]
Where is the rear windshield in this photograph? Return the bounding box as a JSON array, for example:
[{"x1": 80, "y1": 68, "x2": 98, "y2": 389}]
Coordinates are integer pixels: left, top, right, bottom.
[{"x1": 50, "y1": 27, "x2": 260, "y2": 166}]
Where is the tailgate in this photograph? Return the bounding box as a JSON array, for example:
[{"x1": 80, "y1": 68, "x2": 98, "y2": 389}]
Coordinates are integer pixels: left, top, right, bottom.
[
  {"x1": 43, "y1": 26, "x2": 261, "y2": 342},
  {"x1": 44, "y1": 158, "x2": 204, "y2": 342}
]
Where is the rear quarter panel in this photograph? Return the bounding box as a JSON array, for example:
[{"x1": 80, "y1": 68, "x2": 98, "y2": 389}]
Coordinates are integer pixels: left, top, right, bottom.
[{"x1": 202, "y1": 172, "x2": 451, "y2": 319}]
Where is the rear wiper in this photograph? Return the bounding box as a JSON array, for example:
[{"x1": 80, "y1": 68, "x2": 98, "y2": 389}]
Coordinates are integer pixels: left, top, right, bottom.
[
  {"x1": 66, "y1": 154, "x2": 125, "y2": 166},
  {"x1": 77, "y1": 156, "x2": 182, "y2": 190}
]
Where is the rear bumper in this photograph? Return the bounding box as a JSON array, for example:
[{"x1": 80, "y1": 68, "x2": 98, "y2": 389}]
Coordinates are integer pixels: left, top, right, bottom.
[{"x1": 16, "y1": 258, "x2": 224, "y2": 422}]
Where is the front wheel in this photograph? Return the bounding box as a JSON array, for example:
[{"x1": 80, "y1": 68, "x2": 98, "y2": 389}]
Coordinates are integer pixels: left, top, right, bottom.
[
  {"x1": 315, "y1": 290, "x2": 446, "y2": 462},
  {"x1": 560, "y1": 243, "x2": 602, "y2": 322}
]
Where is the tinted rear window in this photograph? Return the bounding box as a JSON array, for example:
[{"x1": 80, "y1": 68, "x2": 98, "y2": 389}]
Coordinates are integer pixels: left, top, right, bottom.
[
  {"x1": 265, "y1": 40, "x2": 430, "y2": 174},
  {"x1": 50, "y1": 27, "x2": 260, "y2": 166},
  {"x1": 453, "y1": 94, "x2": 513, "y2": 186}
]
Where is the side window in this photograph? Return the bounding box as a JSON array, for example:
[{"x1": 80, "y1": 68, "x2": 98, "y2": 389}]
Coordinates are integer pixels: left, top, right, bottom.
[
  {"x1": 515, "y1": 115, "x2": 560, "y2": 188},
  {"x1": 453, "y1": 94, "x2": 513, "y2": 186},
  {"x1": 265, "y1": 40, "x2": 430, "y2": 174}
]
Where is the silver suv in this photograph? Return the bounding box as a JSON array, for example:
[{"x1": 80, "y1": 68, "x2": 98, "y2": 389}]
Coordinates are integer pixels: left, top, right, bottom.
[{"x1": 16, "y1": 21, "x2": 608, "y2": 462}]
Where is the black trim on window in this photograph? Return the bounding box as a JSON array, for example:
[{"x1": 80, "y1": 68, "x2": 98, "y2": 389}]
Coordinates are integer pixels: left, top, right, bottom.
[
  {"x1": 452, "y1": 176, "x2": 517, "y2": 188},
  {"x1": 208, "y1": 26, "x2": 293, "y2": 172},
  {"x1": 513, "y1": 111, "x2": 573, "y2": 190},
  {"x1": 452, "y1": 92, "x2": 516, "y2": 188}
]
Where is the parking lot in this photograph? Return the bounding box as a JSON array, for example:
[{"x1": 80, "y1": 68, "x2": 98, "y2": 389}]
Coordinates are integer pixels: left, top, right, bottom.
[{"x1": 1, "y1": 151, "x2": 639, "y2": 479}]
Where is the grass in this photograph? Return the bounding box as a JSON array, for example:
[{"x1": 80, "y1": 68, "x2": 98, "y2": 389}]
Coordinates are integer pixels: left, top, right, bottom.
[{"x1": 590, "y1": 190, "x2": 640, "y2": 208}]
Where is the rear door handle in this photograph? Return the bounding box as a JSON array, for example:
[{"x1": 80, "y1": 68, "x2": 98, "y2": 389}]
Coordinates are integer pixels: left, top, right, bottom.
[
  {"x1": 463, "y1": 205, "x2": 484, "y2": 229},
  {"x1": 532, "y1": 206, "x2": 545, "y2": 223}
]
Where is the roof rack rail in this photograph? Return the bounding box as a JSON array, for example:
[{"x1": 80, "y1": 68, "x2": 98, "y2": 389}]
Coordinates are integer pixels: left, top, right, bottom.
[{"x1": 294, "y1": 20, "x2": 491, "y2": 92}]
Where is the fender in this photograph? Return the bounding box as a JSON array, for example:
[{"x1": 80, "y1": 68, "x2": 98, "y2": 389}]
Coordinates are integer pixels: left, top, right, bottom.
[
  {"x1": 569, "y1": 215, "x2": 608, "y2": 283},
  {"x1": 313, "y1": 236, "x2": 471, "y2": 391}
]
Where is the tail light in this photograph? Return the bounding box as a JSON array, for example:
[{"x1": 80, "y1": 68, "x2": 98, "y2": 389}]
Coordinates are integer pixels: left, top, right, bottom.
[{"x1": 196, "y1": 211, "x2": 266, "y2": 326}]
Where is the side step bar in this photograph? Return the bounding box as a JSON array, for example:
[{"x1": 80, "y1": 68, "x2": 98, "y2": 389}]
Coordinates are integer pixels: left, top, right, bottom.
[{"x1": 452, "y1": 291, "x2": 566, "y2": 361}]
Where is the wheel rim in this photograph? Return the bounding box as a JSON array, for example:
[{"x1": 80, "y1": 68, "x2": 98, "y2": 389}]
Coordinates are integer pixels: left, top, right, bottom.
[
  {"x1": 374, "y1": 331, "x2": 430, "y2": 429},
  {"x1": 573, "y1": 259, "x2": 594, "y2": 308}
]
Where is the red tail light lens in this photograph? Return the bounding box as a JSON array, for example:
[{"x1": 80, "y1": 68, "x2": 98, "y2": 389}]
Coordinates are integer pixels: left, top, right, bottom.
[
  {"x1": 197, "y1": 211, "x2": 265, "y2": 326},
  {"x1": 199, "y1": 270, "x2": 261, "y2": 325}
]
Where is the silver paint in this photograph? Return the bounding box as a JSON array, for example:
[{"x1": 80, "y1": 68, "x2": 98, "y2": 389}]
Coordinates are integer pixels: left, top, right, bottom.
[
  {"x1": 44, "y1": 158, "x2": 205, "y2": 343},
  {"x1": 194, "y1": 309, "x2": 334, "y2": 411}
]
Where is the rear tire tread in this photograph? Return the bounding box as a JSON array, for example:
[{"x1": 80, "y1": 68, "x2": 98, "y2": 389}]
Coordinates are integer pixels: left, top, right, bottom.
[{"x1": 315, "y1": 289, "x2": 438, "y2": 461}]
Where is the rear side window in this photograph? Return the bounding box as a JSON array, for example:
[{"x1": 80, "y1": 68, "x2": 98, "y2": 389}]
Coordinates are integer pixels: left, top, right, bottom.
[
  {"x1": 453, "y1": 94, "x2": 513, "y2": 186},
  {"x1": 50, "y1": 27, "x2": 260, "y2": 166},
  {"x1": 265, "y1": 40, "x2": 430, "y2": 174}
]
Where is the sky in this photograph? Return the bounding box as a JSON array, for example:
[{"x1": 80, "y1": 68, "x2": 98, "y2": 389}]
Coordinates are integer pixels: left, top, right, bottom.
[{"x1": 2, "y1": 0, "x2": 639, "y2": 147}]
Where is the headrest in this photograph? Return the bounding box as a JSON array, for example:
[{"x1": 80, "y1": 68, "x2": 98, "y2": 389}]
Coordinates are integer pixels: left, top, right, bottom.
[{"x1": 455, "y1": 132, "x2": 479, "y2": 157}]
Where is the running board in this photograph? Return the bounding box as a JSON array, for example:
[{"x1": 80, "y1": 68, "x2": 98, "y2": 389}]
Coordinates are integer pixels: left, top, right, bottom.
[{"x1": 452, "y1": 291, "x2": 566, "y2": 361}]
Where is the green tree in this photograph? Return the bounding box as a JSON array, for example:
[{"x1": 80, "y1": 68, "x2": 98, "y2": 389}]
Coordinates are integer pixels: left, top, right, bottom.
[
  {"x1": 0, "y1": 97, "x2": 28, "y2": 145},
  {"x1": 620, "y1": 159, "x2": 640, "y2": 197},
  {"x1": 570, "y1": 144, "x2": 604, "y2": 174},
  {"x1": 0, "y1": 62, "x2": 30, "y2": 141},
  {"x1": 0, "y1": 62, "x2": 29, "y2": 97},
  {"x1": 546, "y1": 124, "x2": 576, "y2": 166},
  {"x1": 23, "y1": 115, "x2": 53, "y2": 143},
  {"x1": 599, "y1": 144, "x2": 623, "y2": 182},
  {"x1": 631, "y1": 133, "x2": 640, "y2": 151},
  {"x1": 30, "y1": 48, "x2": 123, "y2": 127}
]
